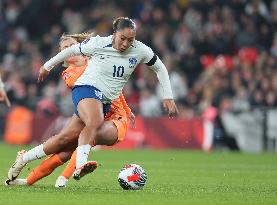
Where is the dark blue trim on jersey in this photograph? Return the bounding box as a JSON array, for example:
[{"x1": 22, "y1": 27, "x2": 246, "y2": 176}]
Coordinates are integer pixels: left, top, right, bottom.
[
  {"x1": 103, "y1": 43, "x2": 112, "y2": 48},
  {"x1": 146, "y1": 54, "x2": 157, "y2": 66},
  {"x1": 79, "y1": 43, "x2": 86, "y2": 56}
]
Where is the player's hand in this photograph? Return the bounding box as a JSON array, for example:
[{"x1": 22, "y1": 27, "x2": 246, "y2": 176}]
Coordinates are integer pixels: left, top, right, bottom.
[
  {"x1": 163, "y1": 99, "x2": 179, "y2": 118},
  {"x1": 38, "y1": 66, "x2": 50, "y2": 82},
  {"x1": 0, "y1": 89, "x2": 11, "y2": 107},
  {"x1": 127, "y1": 112, "x2": 136, "y2": 128}
]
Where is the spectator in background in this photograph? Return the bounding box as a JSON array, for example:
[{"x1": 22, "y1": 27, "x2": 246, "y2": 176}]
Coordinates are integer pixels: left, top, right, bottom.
[
  {"x1": 212, "y1": 96, "x2": 240, "y2": 151},
  {"x1": 156, "y1": 54, "x2": 187, "y2": 101},
  {"x1": 265, "y1": 91, "x2": 277, "y2": 107},
  {"x1": 5, "y1": 72, "x2": 27, "y2": 106},
  {"x1": 232, "y1": 86, "x2": 250, "y2": 112},
  {"x1": 250, "y1": 89, "x2": 264, "y2": 107},
  {"x1": 139, "y1": 88, "x2": 162, "y2": 117}
]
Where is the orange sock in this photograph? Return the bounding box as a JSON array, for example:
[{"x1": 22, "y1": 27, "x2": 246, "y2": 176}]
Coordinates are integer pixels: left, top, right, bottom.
[
  {"x1": 61, "y1": 150, "x2": 76, "y2": 179},
  {"x1": 26, "y1": 154, "x2": 63, "y2": 185}
]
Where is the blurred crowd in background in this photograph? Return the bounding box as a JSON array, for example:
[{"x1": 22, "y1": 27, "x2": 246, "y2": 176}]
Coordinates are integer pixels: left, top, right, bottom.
[{"x1": 0, "y1": 0, "x2": 277, "y2": 135}]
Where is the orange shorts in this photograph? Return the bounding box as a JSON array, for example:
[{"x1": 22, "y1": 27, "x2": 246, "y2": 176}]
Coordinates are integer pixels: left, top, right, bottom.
[{"x1": 110, "y1": 117, "x2": 128, "y2": 142}]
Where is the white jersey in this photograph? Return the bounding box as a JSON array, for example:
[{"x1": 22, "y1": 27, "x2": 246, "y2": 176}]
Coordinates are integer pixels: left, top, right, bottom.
[
  {"x1": 44, "y1": 35, "x2": 173, "y2": 101},
  {"x1": 75, "y1": 35, "x2": 154, "y2": 100}
]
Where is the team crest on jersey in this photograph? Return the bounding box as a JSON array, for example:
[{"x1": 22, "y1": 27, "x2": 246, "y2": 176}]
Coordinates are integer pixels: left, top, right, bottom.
[
  {"x1": 129, "y1": 57, "x2": 137, "y2": 68},
  {"x1": 62, "y1": 72, "x2": 70, "y2": 80},
  {"x1": 94, "y1": 90, "x2": 103, "y2": 99}
]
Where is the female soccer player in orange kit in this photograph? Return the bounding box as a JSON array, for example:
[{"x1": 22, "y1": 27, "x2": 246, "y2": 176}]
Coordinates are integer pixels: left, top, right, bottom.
[{"x1": 5, "y1": 33, "x2": 135, "y2": 187}]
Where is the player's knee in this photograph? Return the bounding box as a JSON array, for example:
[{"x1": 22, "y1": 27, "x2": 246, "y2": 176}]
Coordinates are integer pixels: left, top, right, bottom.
[
  {"x1": 85, "y1": 118, "x2": 104, "y2": 130},
  {"x1": 105, "y1": 138, "x2": 117, "y2": 146},
  {"x1": 94, "y1": 135, "x2": 118, "y2": 146},
  {"x1": 95, "y1": 127, "x2": 105, "y2": 139}
]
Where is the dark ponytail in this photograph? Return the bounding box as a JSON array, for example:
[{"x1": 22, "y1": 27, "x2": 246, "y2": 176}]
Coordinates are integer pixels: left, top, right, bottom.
[{"x1": 113, "y1": 17, "x2": 136, "y2": 33}]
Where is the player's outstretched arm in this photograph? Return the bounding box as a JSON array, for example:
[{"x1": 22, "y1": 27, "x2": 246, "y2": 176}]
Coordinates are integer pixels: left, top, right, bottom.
[
  {"x1": 44, "y1": 44, "x2": 81, "y2": 70},
  {"x1": 147, "y1": 55, "x2": 179, "y2": 117},
  {"x1": 0, "y1": 89, "x2": 11, "y2": 107},
  {"x1": 38, "y1": 44, "x2": 80, "y2": 82},
  {"x1": 0, "y1": 75, "x2": 11, "y2": 107}
]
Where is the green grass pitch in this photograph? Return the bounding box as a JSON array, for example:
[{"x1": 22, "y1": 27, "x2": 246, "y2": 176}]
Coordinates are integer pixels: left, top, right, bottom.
[{"x1": 0, "y1": 143, "x2": 277, "y2": 205}]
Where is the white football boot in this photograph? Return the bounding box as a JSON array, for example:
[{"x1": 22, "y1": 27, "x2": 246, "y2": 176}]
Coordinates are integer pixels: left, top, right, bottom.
[
  {"x1": 73, "y1": 161, "x2": 99, "y2": 180},
  {"x1": 7, "y1": 150, "x2": 27, "y2": 180},
  {"x1": 55, "y1": 176, "x2": 68, "y2": 188},
  {"x1": 4, "y1": 178, "x2": 27, "y2": 186}
]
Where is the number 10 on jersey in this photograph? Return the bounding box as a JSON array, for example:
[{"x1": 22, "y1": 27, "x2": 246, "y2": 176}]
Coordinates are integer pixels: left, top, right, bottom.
[{"x1": 113, "y1": 65, "x2": 124, "y2": 77}]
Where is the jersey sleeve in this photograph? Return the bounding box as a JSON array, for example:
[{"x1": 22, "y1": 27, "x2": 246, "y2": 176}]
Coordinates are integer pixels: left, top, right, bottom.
[
  {"x1": 138, "y1": 42, "x2": 155, "y2": 64},
  {"x1": 138, "y1": 42, "x2": 174, "y2": 99},
  {"x1": 43, "y1": 36, "x2": 99, "y2": 71},
  {"x1": 44, "y1": 44, "x2": 80, "y2": 70},
  {"x1": 0, "y1": 74, "x2": 4, "y2": 91},
  {"x1": 79, "y1": 35, "x2": 99, "y2": 57},
  {"x1": 119, "y1": 93, "x2": 131, "y2": 114}
]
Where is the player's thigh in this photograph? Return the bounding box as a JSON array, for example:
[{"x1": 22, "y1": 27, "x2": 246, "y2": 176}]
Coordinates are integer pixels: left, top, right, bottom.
[
  {"x1": 58, "y1": 114, "x2": 84, "y2": 141},
  {"x1": 77, "y1": 98, "x2": 104, "y2": 127},
  {"x1": 95, "y1": 121, "x2": 118, "y2": 146},
  {"x1": 43, "y1": 115, "x2": 84, "y2": 154}
]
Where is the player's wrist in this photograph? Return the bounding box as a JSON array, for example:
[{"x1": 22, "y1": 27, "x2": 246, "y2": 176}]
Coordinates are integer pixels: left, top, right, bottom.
[
  {"x1": 0, "y1": 81, "x2": 5, "y2": 91},
  {"x1": 163, "y1": 97, "x2": 173, "y2": 101},
  {"x1": 43, "y1": 64, "x2": 54, "y2": 71}
]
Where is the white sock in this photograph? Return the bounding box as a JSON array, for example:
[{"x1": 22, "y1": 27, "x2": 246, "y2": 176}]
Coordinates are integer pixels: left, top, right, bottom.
[
  {"x1": 22, "y1": 144, "x2": 46, "y2": 163},
  {"x1": 8, "y1": 179, "x2": 28, "y2": 186},
  {"x1": 76, "y1": 144, "x2": 91, "y2": 169}
]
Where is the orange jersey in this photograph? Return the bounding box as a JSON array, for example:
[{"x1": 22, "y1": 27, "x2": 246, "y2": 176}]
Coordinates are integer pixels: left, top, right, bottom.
[
  {"x1": 61, "y1": 64, "x2": 87, "y2": 89},
  {"x1": 104, "y1": 93, "x2": 130, "y2": 141},
  {"x1": 105, "y1": 93, "x2": 131, "y2": 120}
]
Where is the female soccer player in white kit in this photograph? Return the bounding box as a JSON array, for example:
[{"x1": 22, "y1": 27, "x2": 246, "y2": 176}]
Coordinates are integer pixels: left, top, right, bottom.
[{"x1": 8, "y1": 17, "x2": 178, "y2": 181}]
